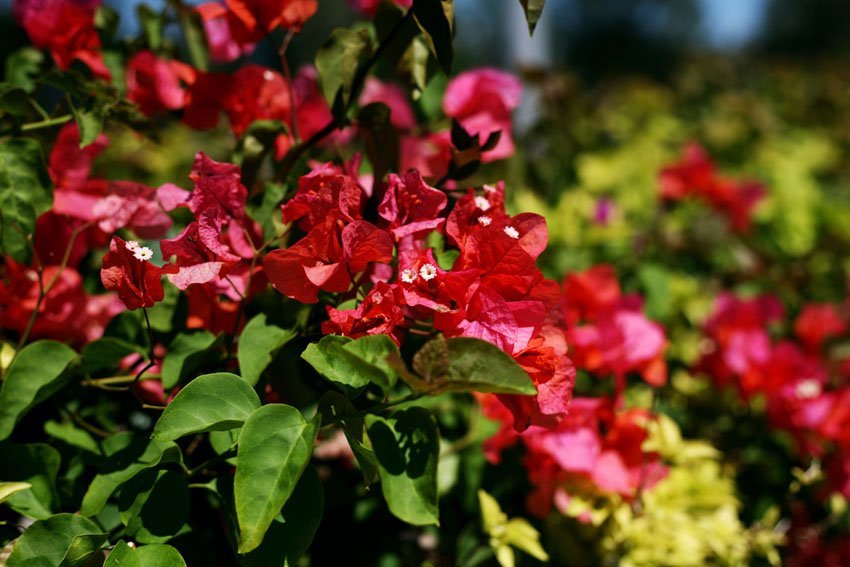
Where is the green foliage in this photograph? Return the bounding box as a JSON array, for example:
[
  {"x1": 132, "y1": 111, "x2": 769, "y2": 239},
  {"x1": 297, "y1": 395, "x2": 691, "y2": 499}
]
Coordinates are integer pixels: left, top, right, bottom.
[
  {"x1": 0, "y1": 443, "x2": 60, "y2": 519},
  {"x1": 237, "y1": 315, "x2": 296, "y2": 386},
  {"x1": 316, "y1": 28, "x2": 373, "y2": 117},
  {"x1": 0, "y1": 138, "x2": 53, "y2": 263},
  {"x1": 366, "y1": 407, "x2": 440, "y2": 526},
  {"x1": 0, "y1": 341, "x2": 77, "y2": 440},
  {"x1": 234, "y1": 405, "x2": 319, "y2": 554},
  {"x1": 5, "y1": 514, "x2": 106, "y2": 567},
  {"x1": 152, "y1": 372, "x2": 260, "y2": 441},
  {"x1": 302, "y1": 334, "x2": 399, "y2": 395},
  {"x1": 161, "y1": 331, "x2": 221, "y2": 389}
]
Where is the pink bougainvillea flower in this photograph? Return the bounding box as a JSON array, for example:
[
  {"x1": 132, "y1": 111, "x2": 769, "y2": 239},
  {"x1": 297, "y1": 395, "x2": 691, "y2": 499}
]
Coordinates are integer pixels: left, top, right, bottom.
[
  {"x1": 442, "y1": 68, "x2": 522, "y2": 161},
  {"x1": 126, "y1": 51, "x2": 195, "y2": 116},
  {"x1": 14, "y1": 0, "x2": 110, "y2": 79},
  {"x1": 225, "y1": 0, "x2": 318, "y2": 44},
  {"x1": 359, "y1": 78, "x2": 416, "y2": 130},
  {"x1": 197, "y1": 2, "x2": 256, "y2": 63},
  {"x1": 347, "y1": 0, "x2": 411, "y2": 17},
  {"x1": 182, "y1": 71, "x2": 230, "y2": 130},
  {"x1": 282, "y1": 163, "x2": 364, "y2": 231},
  {"x1": 101, "y1": 237, "x2": 178, "y2": 310},
  {"x1": 399, "y1": 132, "x2": 452, "y2": 181}
]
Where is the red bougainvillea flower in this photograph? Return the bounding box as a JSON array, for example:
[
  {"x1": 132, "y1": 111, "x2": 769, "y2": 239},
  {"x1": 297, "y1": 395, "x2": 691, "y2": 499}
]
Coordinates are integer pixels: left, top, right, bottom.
[
  {"x1": 101, "y1": 237, "x2": 178, "y2": 310},
  {"x1": 282, "y1": 163, "x2": 365, "y2": 231},
  {"x1": 225, "y1": 0, "x2": 318, "y2": 44},
  {"x1": 322, "y1": 282, "x2": 406, "y2": 342},
  {"x1": 795, "y1": 303, "x2": 847, "y2": 351},
  {"x1": 442, "y1": 68, "x2": 523, "y2": 161},
  {"x1": 264, "y1": 216, "x2": 393, "y2": 303},
  {"x1": 378, "y1": 171, "x2": 447, "y2": 242},
  {"x1": 197, "y1": 2, "x2": 256, "y2": 63},
  {"x1": 1, "y1": 258, "x2": 122, "y2": 345},
  {"x1": 291, "y1": 66, "x2": 353, "y2": 146},
  {"x1": 224, "y1": 65, "x2": 292, "y2": 137},
  {"x1": 126, "y1": 51, "x2": 195, "y2": 116},
  {"x1": 399, "y1": 132, "x2": 452, "y2": 180},
  {"x1": 14, "y1": 0, "x2": 110, "y2": 79},
  {"x1": 659, "y1": 142, "x2": 766, "y2": 232}
]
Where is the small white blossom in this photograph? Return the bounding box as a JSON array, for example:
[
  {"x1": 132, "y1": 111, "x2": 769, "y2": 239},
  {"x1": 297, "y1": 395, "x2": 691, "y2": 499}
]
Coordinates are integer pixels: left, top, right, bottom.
[
  {"x1": 372, "y1": 293, "x2": 383, "y2": 304},
  {"x1": 419, "y1": 263, "x2": 438, "y2": 281},
  {"x1": 503, "y1": 225, "x2": 519, "y2": 239},
  {"x1": 478, "y1": 215, "x2": 493, "y2": 226},
  {"x1": 133, "y1": 246, "x2": 154, "y2": 261},
  {"x1": 474, "y1": 196, "x2": 491, "y2": 211},
  {"x1": 400, "y1": 268, "x2": 418, "y2": 284},
  {"x1": 795, "y1": 379, "x2": 822, "y2": 400},
  {"x1": 125, "y1": 240, "x2": 141, "y2": 251},
  {"x1": 483, "y1": 184, "x2": 497, "y2": 194}
]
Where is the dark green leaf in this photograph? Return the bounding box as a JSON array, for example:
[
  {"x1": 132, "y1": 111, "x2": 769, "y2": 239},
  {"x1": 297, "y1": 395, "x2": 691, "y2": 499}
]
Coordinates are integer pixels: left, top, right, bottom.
[
  {"x1": 247, "y1": 182, "x2": 286, "y2": 242},
  {"x1": 243, "y1": 465, "x2": 324, "y2": 566},
  {"x1": 178, "y1": 8, "x2": 209, "y2": 71},
  {"x1": 412, "y1": 0, "x2": 454, "y2": 74},
  {"x1": 44, "y1": 420, "x2": 100, "y2": 454},
  {"x1": 235, "y1": 404, "x2": 319, "y2": 554},
  {"x1": 238, "y1": 315, "x2": 296, "y2": 386},
  {"x1": 366, "y1": 408, "x2": 440, "y2": 525},
  {"x1": 438, "y1": 338, "x2": 536, "y2": 395},
  {"x1": 0, "y1": 443, "x2": 60, "y2": 519},
  {"x1": 152, "y1": 372, "x2": 260, "y2": 441},
  {"x1": 5, "y1": 48, "x2": 45, "y2": 92},
  {"x1": 412, "y1": 334, "x2": 450, "y2": 382},
  {"x1": 137, "y1": 4, "x2": 165, "y2": 51},
  {"x1": 0, "y1": 138, "x2": 53, "y2": 263},
  {"x1": 104, "y1": 541, "x2": 186, "y2": 567},
  {"x1": 118, "y1": 469, "x2": 189, "y2": 543},
  {"x1": 69, "y1": 97, "x2": 105, "y2": 148},
  {"x1": 82, "y1": 337, "x2": 145, "y2": 375},
  {"x1": 358, "y1": 102, "x2": 398, "y2": 183},
  {"x1": 6, "y1": 514, "x2": 105, "y2": 567},
  {"x1": 80, "y1": 434, "x2": 181, "y2": 516},
  {"x1": 317, "y1": 392, "x2": 378, "y2": 485},
  {"x1": 0, "y1": 340, "x2": 77, "y2": 440},
  {"x1": 161, "y1": 331, "x2": 221, "y2": 389},
  {"x1": 518, "y1": 0, "x2": 546, "y2": 35}
]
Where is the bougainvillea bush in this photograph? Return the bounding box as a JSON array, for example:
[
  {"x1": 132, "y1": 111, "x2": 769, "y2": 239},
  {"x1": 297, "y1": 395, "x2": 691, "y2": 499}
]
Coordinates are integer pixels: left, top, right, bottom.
[{"x1": 0, "y1": 0, "x2": 848, "y2": 565}]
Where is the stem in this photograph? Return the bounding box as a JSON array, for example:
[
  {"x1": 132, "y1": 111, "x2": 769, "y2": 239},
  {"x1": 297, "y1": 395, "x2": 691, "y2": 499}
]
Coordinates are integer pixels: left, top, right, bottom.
[
  {"x1": 20, "y1": 114, "x2": 73, "y2": 131},
  {"x1": 276, "y1": 9, "x2": 415, "y2": 182},
  {"x1": 69, "y1": 412, "x2": 111, "y2": 438},
  {"x1": 278, "y1": 30, "x2": 300, "y2": 142},
  {"x1": 187, "y1": 446, "x2": 237, "y2": 477},
  {"x1": 363, "y1": 392, "x2": 425, "y2": 415}
]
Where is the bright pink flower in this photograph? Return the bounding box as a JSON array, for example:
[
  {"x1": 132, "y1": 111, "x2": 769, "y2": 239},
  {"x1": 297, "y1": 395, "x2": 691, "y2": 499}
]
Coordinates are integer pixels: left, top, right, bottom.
[
  {"x1": 100, "y1": 237, "x2": 178, "y2": 310},
  {"x1": 282, "y1": 163, "x2": 365, "y2": 231},
  {"x1": 197, "y1": 2, "x2": 255, "y2": 63},
  {"x1": 359, "y1": 78, "x2": 416, "y2": 130},
  {"x1": 347, "y1": 0, "x2": 411, "y2": 17},
  {"x1": 378, "y1": 171, "x2": 447, "y2": 241},
  {"x1": 442, "y1": 68, "x2": 522, "y2": 161},
  {"x1": 399, "y1": 132, "x2": 452, "y2": 180},
  {"x1": 126, "y1": 51, "x2": 195, "y2": 116},
  {"x1": 225, "y1": 0, "x2": 318, "y2": 43},
  {"x1": 322, "y1": 282, "x2": 405, "y2": 342}
]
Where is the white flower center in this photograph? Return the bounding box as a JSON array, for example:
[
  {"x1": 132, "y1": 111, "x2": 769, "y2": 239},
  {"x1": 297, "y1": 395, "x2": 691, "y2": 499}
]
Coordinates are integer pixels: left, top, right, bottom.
[
  {"x1": 478, "y1": 215, "x2": 492, "y2": 226},
  {"x1": 134, "y1": 246, "x2": 154, "y2": 261},
  {"x1": 795, "y1": 379, "x2": 822, "y2": 400},
  {"x1": 474, "y1": 196, "x2": 491, "y2": 211},
  {"x1": 483, "y1": 184, "x2": 497, "y2": 194},
  {"x1": 419, "y1": 263, "x2": 438, "y2": 281},
  {"x1": 125, "y1": 240, "x2": 140, "y2": 251},
  {"x1": 503, "y1": 225, "x2": 519, "y2": 239},
  {"x1": 372, "y1": 293, "x2": 383, "y2": 304},
  {"x1": 400, "y1": 268, "x2": 418, "y2": 284}
]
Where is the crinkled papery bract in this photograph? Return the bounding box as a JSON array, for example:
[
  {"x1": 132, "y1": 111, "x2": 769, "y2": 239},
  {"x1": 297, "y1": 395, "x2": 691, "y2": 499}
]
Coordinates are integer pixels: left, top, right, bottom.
[{"x1": 101, "y1": 237, "x2": 178, "y2": 310}]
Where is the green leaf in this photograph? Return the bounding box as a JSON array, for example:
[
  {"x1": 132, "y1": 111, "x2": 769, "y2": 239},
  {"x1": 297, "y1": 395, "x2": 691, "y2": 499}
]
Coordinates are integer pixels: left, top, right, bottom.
[
  {"x1": 82, "y1": 337, "x2": 145, "y2": 375},
  {"x1": 412, "y1": 334, "x2": 450, "y2": 382},
  {"x1": 104, "y1": 541, "x2": 187, "y2": 567},
  {"x1": 44, "y1": 420, "x2": 100, "y2": 453},
  {"x1": 146, "y1": 283, "x2": 179, "y2": 333},
  {"x1": 315, "y1": 27, "x2": 372, "y2": 115},
  {"x1": 302, "y1": 335, "x2": 399, "y2": 395},
  {"x1": 437, "y1": 338, "x2": 535, "y2": 395},
  {"x1": 0, "y1": 482, "x2": 32, "y2": 504},
  {"x1": 317, "y1": 392, "x2": 378, "y2": 485},
  {"x1": 80, "y1": 434, "x2": 181, "y2": 516},
  {"x1": 238, "y1": 315, "x2": 296, "y2": 386},
  {"x1": 209, "y1": 429, "x2": 239, "y2": 465},
  {"x1": 412, "y1": 0, "x2": 454, "y2": 74},
  {"x1": 243, "y1": 465, "x2": 324, "y2": 566},
  {"x1": 152, "y1": 372, "x2": 260, "y2": 441},
  {"x1": 518, "y1": 0, "x2": 546, "y2": 35},
  {"x1": 69, "y1": 96, "x2": 105, "y2": 148},
  {"x1": 161, "y1": 331, "x2": 221, "y2": 389},
  {"x1": 0, "y1": 138, "x2": 53, "y2": 263},
  {"x1": 0, "y1": 340, "x2": 77, "y2": 440},
  {"x1": 6, "y1": 514, "x2": 106, "y2": 567},
  {"x1": 235, "y1": 404, "x2": 319, "y2": 554},
  {"x1": 137, "y1": 4, "x2": 165, "y2": 51},
  {"x1": 0, "y1": 443, "x2": 60, "y2": 519},
  {"x1": 357, "y1": 102, "x2": 398, "y2": 185},
  {"x1": 178, "y1": 8, "x2": 209, "y2": 71},
  {"x1": 247, "y1": 182, "x2": 286, "y2": 242},
  {"x1": 365, "y1": 408, "x2": 440, "y2": 526},
  {"x1": 118, "y1": 469, "x2": 189, "y2": 543},
  {"x1": 5, "y1": 48, "x2": 45, "y2": 92}
]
